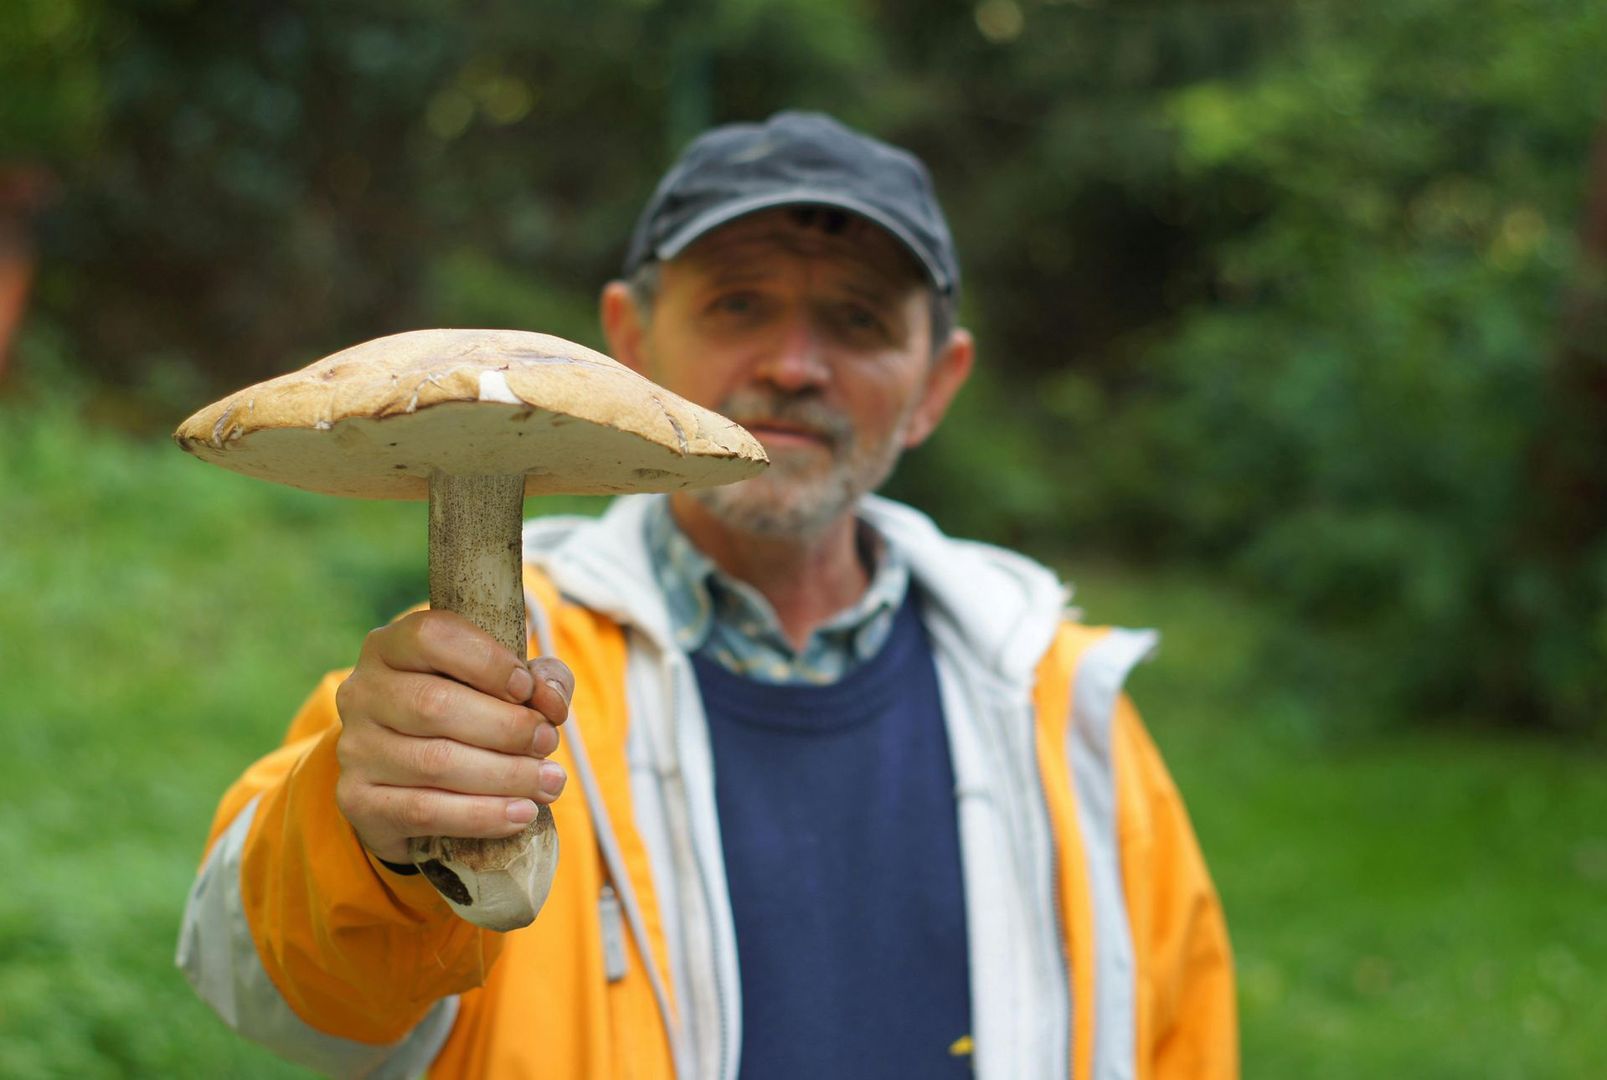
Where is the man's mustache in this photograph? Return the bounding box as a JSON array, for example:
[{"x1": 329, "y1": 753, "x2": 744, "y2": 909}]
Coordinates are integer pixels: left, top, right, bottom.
[{"x1": 720, "y1": 390, "x2": 854, "y2": 450}]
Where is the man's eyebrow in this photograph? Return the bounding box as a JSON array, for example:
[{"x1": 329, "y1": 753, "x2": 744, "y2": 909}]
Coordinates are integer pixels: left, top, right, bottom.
[
  {"x1": 835, "y1": 271, "x2": 925, "y2": 315},
  {"x1": 838, "y1": 275, "x2": 910, "y2": 309}
]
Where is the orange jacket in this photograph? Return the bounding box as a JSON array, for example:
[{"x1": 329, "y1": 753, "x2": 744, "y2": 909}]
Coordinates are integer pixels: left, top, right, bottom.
[{"x1": 178, "y1": 496, "x2": 1236, "y2": 1079}]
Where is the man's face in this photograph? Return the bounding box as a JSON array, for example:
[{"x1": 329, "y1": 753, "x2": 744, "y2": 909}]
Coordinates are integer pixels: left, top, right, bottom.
[{"x1": 616, "y1": 209, "x2": 968, "y2": 539}]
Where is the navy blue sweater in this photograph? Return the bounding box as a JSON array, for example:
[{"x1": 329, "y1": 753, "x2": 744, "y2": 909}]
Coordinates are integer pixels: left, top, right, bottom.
[{"x1": 692, "y1": 592, "x2": 972, "y2": 1079}]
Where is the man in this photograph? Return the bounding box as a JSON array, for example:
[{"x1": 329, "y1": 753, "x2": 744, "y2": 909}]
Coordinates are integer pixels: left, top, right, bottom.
[{"x1": 179, "y1": 111, "x2": 1236, "y2": 1079}]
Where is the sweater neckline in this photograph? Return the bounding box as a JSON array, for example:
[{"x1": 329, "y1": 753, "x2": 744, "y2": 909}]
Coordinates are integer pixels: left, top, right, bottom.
[{"x1": 688, "y1": 589, "x2": 929, "y2": 735}]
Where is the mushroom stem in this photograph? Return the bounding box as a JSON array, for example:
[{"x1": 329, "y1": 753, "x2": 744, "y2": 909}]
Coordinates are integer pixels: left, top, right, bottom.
[
  {"x1": 427, "y1": 471, "x2": 527, "y2": 657},
  {"x1": 406, "y1": 470, "x2": 558, "y2": 931}
]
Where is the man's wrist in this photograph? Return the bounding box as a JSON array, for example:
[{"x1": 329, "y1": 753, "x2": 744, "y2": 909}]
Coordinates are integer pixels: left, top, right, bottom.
[
  {"x1": 374, "y1": 853, "x2": 420, "y2": 876},
  {"x1": 350, "y1": 821, "x2": 420, "y2": 876}
]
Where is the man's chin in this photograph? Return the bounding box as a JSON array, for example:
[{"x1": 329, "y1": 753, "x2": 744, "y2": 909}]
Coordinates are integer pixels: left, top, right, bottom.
[{"x1": 689, "y1": 476, "x2": 854, "y2": 540}]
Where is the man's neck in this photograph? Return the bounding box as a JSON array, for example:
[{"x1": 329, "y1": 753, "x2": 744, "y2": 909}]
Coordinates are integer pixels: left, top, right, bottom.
[{"x1": 669, "y1": 493, "x2": 869, "y2": 651}]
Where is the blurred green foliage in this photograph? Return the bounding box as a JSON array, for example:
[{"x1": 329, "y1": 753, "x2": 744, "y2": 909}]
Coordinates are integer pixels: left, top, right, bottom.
[
  {"x1": 3, "y1": 0, "x2": 1604, "y2": 732},
  {"x1": 1044, "y1": 0, "x2": 1607, "y2": 729}
]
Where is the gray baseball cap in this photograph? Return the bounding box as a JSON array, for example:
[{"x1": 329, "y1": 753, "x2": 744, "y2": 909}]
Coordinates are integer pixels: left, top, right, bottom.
[{"x1": 623, "y1": 111, "x2": 959, "y2": 297}]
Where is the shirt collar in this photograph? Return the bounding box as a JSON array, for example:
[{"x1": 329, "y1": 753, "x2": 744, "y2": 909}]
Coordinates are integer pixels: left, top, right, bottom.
[{"x1": 644, "y1": 498, "x2": 910, "y2": 664}]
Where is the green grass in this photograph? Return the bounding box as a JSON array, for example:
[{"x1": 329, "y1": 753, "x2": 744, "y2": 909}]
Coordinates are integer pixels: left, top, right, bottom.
[{"x1": 2, "y1": 395, "x2": 1603, "y2": 1076}]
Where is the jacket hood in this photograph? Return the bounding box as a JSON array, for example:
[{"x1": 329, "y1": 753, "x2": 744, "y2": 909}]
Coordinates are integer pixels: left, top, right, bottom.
[{"x1": 522, "y1": 494, "x2": 1070, "y2": 683}]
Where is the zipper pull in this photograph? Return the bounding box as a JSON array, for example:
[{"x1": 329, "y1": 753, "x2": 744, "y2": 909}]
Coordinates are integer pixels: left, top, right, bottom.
[{"x1": 599, "y1": 884, "x2": 628, "y2": 983}]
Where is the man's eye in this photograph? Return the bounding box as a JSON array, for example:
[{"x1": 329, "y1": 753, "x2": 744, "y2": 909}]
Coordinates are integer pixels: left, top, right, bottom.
[
  {"x1": 839, "y1": 304, "x2": 886, "y2": 335},
  {"x1": 710, "y1": 293, "x2": 758, "y2": 316}
]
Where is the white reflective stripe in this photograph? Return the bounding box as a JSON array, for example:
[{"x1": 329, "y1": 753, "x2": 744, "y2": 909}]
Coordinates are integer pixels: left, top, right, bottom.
[
  {"x1": 526, "y1": 590, "x2": 691, "y2": 1078},
  {"x1": 175, "y1": 796, "x2": 458, "y2": 1079},
  {"x1": 1067, "y1": 628, "x2": 1156, "y2": 1080}
]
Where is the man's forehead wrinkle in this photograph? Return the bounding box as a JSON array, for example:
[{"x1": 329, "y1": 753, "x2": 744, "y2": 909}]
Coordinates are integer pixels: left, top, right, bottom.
[{"x1": 699, "y1": 260, "x2": 780, "y2": 288}]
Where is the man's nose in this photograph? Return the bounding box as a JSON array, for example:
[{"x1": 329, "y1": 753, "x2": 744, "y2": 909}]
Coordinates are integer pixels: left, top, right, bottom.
[{"x1": 755, "y1": 314, "x2": 830, "y2": 391}]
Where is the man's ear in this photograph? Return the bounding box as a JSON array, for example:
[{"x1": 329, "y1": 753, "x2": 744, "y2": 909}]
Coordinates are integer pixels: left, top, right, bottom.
[
  {"x1": 600, "y1": 280, "x2": 647, "y2": 374},
  {"x1": 902, "y1": 327, "x2": 975, "y2": 450}
]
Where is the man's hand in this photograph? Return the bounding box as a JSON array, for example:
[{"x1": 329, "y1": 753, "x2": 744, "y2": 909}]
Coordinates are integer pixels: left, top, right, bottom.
[{"x1": 333, "y1": 609, "x2": 573, "y2": 865}]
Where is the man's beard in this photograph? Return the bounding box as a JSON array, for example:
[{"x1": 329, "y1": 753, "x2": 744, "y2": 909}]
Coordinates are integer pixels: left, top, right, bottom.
[{"x1": 691, "y1": 388, "x2": 909, "y2": 539}]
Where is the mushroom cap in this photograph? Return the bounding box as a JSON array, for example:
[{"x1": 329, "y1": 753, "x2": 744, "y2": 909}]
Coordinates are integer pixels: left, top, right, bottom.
[{"x1": 173, "y1": 329, "x2": 769, "y2": 499}]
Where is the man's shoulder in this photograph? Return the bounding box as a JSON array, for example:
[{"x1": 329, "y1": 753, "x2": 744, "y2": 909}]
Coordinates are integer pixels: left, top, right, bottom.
[
  {"x1": 861, "y1": 496, "x2": 1054, "y2": 578},
  {"x1": 864, "y1": 496, "x2": 1063, "y2": 594}
]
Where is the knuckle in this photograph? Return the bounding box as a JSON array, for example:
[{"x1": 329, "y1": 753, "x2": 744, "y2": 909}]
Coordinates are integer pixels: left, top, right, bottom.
[
  {"x1": 334, "y1": 674, "x2": 361, "y2": 719},
  {"x1": 358, "y1": 625, "x2": 395, "y2": 667},
  {"x1": 470, "y1": 637, "x2": 502, "y2": 682},
  {"x1": 456, "y1": 800, "x2": 499, "y2": 838},
  {"x1": 334, "y1": 719, "x2": 375, "y2": 769},
  {"x1": 471, "y1": 807, "x2": 506, "y2": 837},
  {"x1": 336, "y1": 729, "x2": 382, "y2": 780},
  {"x1": 501, "y1": 707, "x2": 535, "y2": 752},
  {"x1": 334, "y1": 729, "x2": 356, "y2": 770},
  {"x1": 397, "y1": 789, "x2": 434, "y2": 832},
  {"x1": 334, "y1": 774, "x2": 361, "y2": 817},
  {"x1": 413, "y1": 609, "x2": 451, "y2": 653},
  {"x1": 413, "y1": 737, "x2": 456, "y2": 782},
  {"x1": 410, "y1": 678, "x2": 452, "y2": 727},
  {"x1": 501, "y1": 756, "x2": 539, "y2": 797}
]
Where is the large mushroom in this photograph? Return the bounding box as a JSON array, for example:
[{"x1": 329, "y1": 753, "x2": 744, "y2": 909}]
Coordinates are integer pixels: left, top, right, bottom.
[{"x1": 175, "y1": 328, "x2": 767, "y2": 930}]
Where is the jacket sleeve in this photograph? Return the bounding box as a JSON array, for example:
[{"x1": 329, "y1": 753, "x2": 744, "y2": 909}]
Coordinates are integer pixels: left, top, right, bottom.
[
  {"x1": 176, "y1": 670, "x2": 502, "y2": 1078},
  {"x1": 1114, "y1": 696, "x2": 1239, "y2": 1079}
]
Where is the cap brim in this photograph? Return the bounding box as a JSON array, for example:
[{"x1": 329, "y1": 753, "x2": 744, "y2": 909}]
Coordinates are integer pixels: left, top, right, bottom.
[{"x1": 654, "y1": 187, "x2": 953, "y2": 294}]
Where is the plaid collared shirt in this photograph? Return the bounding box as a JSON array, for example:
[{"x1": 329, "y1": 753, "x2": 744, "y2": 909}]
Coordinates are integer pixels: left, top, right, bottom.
[{"x1": 644, "y1": 499, "x2": 911, "y2": 685}]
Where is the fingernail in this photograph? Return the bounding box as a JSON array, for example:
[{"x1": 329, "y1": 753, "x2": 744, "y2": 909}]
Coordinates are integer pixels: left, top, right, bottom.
[
  {"x1": 530, "y1": 723, "x2": 556, "y2": 757},
  {"x1": 507, "y1": 667, "x2": 534, "y2": 701},
  {"x1": 538, "y1": 761, "x2": 566, "y2": 798},
  {"x1": 506, "y1": 798, "x2": 538, "y2": 824},
  {"x1": 545, "y1": 678, "x2": 570, "y2": 706}
]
